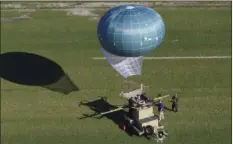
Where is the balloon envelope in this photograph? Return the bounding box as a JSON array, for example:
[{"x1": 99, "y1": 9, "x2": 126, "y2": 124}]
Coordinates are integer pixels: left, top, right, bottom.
[
  {"x1": 97, "y1": 4, "x2": 166, "y2": 78},
  {"x1": 97, "y1": 5, "x2": 166, "y2": 57},
  {"x1": 101, "y1": 48, "x2": 143, "y2": 78}
]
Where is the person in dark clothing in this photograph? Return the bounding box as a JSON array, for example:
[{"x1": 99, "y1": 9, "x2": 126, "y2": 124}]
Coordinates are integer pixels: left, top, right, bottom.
[
  {"x1": 158, "y1": 100, "x2": 165, "y2": 112},
  {"x1": 171, "y1": 94, "x2": 178, "y2": 112},
  {"x1": 140, "y1": 92, "x2": 148, "y2": 101}
]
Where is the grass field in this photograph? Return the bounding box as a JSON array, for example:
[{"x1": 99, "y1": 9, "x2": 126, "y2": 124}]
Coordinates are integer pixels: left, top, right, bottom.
[{"x1": 1, "y1": 7, "x2": 232, "y2": 144}]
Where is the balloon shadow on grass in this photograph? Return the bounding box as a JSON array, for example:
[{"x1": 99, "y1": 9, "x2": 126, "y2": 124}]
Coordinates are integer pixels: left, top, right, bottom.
[{"x1": 0, "y1": 52, "x2": 79, "y2": 94}]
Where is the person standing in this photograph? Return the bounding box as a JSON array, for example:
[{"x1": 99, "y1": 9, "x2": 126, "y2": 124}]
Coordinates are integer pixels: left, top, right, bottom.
[
  {"x1": 171, "y1": 94, "x2": 179, "y2": 112},
  {"x1": 158, "y1": 100, "x2": 165, "y2": 120}
]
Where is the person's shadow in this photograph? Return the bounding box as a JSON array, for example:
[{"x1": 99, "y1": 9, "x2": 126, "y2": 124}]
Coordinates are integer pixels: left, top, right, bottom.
[
  {"x1": 0, "y1": 51, "x2": 79, "y2": 94},
  {"x1": 79, "y1": 97, "x2": 136, "y2": 137}
]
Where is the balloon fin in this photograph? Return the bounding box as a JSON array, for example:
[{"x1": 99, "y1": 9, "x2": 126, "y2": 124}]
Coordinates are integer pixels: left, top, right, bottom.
[{"x1": 101, "y1": 48, "x2": 143, "y2": 78}]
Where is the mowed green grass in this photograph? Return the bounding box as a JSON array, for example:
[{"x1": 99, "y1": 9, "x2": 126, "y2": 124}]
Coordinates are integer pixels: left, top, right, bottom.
[{"x1": 1, "y1": 8, "x2": 231, "y2": 144}]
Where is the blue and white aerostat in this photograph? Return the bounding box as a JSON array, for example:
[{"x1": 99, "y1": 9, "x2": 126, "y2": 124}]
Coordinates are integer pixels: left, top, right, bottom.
[{"x1": 97, "y1": 5, "x2": 166, "y2": 78}]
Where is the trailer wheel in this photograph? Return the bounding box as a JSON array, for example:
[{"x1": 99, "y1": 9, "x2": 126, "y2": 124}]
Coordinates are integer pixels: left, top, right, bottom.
[{"x1": 144, "y1": 125, "x2": 154, "y2": 135}]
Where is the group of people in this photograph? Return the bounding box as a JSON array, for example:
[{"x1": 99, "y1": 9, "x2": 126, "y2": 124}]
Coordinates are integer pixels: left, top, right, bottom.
[{"x1": 158, "y1": 94, "x2": 179, "y2": 121}]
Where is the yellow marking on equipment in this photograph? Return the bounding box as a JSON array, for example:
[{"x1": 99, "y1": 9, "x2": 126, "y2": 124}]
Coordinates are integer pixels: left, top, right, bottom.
[
  {"x1": 100, "y1": 107, "x2": 124, "y2": 115},
  {"x1": 154, "y1": 95, "x2": 170, "y2": 101}
]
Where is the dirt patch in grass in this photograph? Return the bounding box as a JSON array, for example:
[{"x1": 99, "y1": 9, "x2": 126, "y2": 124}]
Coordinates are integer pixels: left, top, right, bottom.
[{"x1": 1, "y1": 14, "x2": 32, "y2": 22}]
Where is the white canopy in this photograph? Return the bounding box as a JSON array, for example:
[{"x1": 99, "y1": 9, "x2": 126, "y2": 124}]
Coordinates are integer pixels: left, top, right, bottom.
[{"x1": 101, "y1": 48, "x2": 143, "y2": 78}]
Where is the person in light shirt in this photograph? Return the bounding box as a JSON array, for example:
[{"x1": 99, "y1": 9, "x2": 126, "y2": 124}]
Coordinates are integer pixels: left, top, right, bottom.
[{"x1": 158, "y1": 100, "x2": 165, "y2": 121}]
